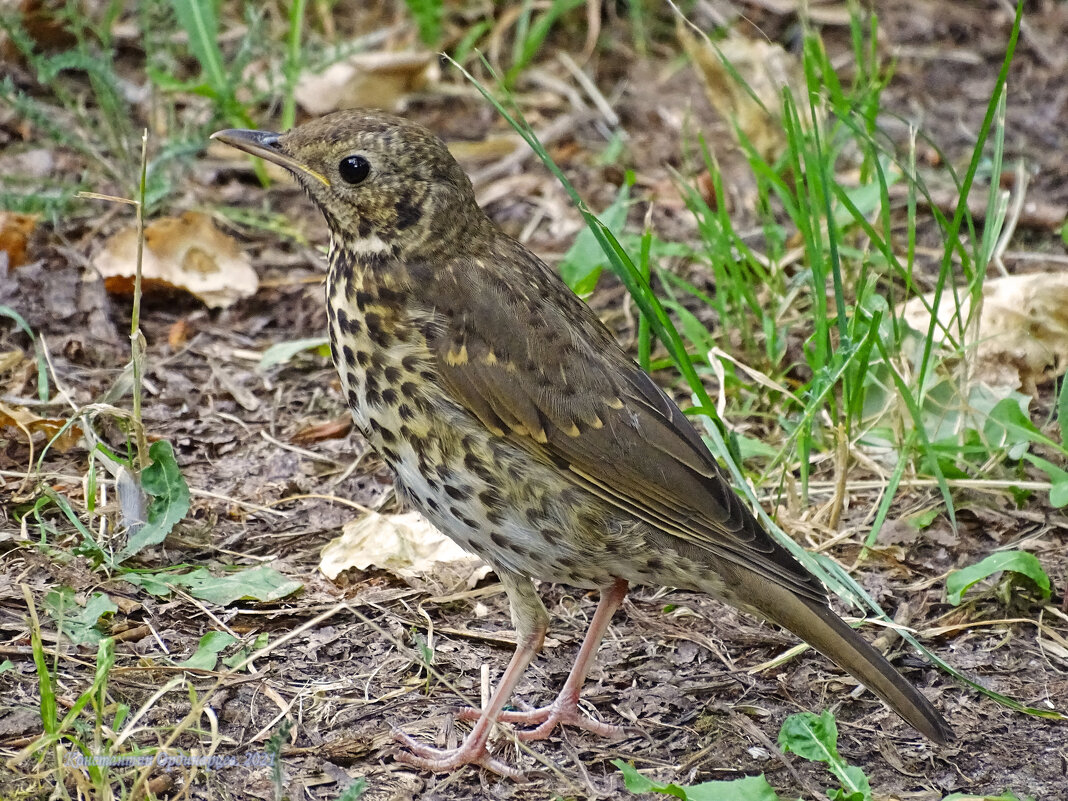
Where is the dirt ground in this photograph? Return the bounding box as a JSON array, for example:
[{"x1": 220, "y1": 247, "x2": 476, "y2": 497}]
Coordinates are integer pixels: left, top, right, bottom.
[{"x1": 1, "y1": 1, "x2": 1066, "y2": 800}]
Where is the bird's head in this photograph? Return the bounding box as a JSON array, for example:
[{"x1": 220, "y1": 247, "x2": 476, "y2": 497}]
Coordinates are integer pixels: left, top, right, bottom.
[{"x1": 212, "y1": 110, "x2": 485, "y2": 260}]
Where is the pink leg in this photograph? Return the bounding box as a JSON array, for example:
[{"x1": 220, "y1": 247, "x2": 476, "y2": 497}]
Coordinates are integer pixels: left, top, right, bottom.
[
  {"x1": 462, "y1": 579, "x2": 630, "y2": 742},
  {"x1": 394, "y1": 571, "x2": 549, "y2": 777}
]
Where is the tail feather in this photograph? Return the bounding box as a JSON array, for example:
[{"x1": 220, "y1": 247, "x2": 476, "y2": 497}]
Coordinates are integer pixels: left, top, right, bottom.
[{"x1": 733, "y1": 571, "x2": 954, "y2": 744}]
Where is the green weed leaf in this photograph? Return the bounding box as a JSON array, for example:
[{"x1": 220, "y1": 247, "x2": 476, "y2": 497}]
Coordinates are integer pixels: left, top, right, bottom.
[
  {"x1": 119, "y1": 440, "x2": 190, "y2": 561},
  {"x1": 124, "y1": 565, "x2": 302, "y2": 606},
  {"x1": 778, "y1": 711, "x2": 871, "y2": 801},
  {"x1": 177, "y1": 630, "x2": 237, "y2": 670},
  {"x1": 559, "y1": 175, "x2": 633, "y2": 295},
  {"x1": 946, "y1": 551, "x2": 1051, "y2": 605},
  {"x1": 613, "y1": 760, "x2": 781, "y2": 800},
  {"x1": 47, "y1": 590, "x2": 117, "y2": 645},
  {"x1": 260, "y1": 337, "x2": 331, "y2": 370}
]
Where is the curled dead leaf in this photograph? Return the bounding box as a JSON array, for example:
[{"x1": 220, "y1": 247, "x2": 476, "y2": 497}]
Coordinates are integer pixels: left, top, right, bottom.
[
  {"x1": 0, "y1": 211, "x2": 39, "y2": 271},
  {"x1": 295, "y1": 51, "x2": 439, "y2": 115},
  {"x1": 320, "y1": 510, "x2": 490, "y2": 589},
  {"x1": 901, "y1": 271, "x2": 1068, "y2": 392},
  {"x1": 0, "y1": 402, "x2": 82, "y2": 452},
  {"x1": 92, "y1": 211, "x2": 258, "y2": 309},
  {"x1": 678, "y1": 22, "x2": 810, "y2": 163}
]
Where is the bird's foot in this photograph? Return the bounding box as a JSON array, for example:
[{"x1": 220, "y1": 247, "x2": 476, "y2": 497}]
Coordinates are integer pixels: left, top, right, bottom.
[
  {"x1": 392, "y1": 729, "x2": 524, "y2": 779},
  {"x1": 458, "y1": 695, "x2": 628, "y2": 742}
]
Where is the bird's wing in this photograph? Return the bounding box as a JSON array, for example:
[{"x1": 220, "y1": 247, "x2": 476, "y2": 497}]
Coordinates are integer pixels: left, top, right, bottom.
[{"x1": 423, "y1": 249, "x2": 826, "y2": 603}]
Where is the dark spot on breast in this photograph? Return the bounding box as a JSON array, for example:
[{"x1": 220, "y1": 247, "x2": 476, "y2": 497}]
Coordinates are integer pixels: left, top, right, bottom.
[
  {"x1": 398, "y1": 404, "x2": 415, "y2": 421},
  {"x1": 366, "y1": 386, "x2": 381, "y2": 405},
  {"x1": 347, "y1": 389, "x2": 360, "y2": 407},
  {"x1": 364, "y1": 312, "x2": 391, "y2": 346},
  {"x1": 342, "y1": 344, "x2": 356, "y2": 365},
  {"x1": 445, "y1": 484, "x2": 470, "y2": 501},
  {"x1": 402, "y1": 354, "x2": 420, "y2": 371},
  {"x1": 490, "y1": 532, "x2": 507, "y2": 549},
  {"x1": 378, "y1": 286, "x2": 404, "y2": 304},
  {"x1": 381, "y1": 388, "x2": 398, "y2": 405},
  {"x1": 355, "y1": 350, "x2": 371, "y2": 367},
  {"x1": 460, "y1": 515, "x2": 480, "y2": 529},
  {"x1": 646, "y1": 556, "x2": 663, "y2": 571},
  {"x1": 336, "y1": 309, "x2": 361, "y2": 334},
  {"x1": 395, "y1": 198, "x2": 422, "y2": 230},
  {"x1": 464, "y1": 455, "x2": 495, "y2": 483},
  {"x1": 354, "y1": 291, "x2": 373, "y2": 310},
  {"x1": 382, "y1": 446, "x2": 399, "y2": 461},
  {"x1": 364, "y1": 372, "x2": 379, "y2": 394},
  {"x1": 401, "y1": 381, "x2": 419, "y2": 399},
  {"x1": 425, "y1": 497, "x2": 440, "y2": 512},
  {"x1": 329, "y1": 340, "x2": 340, "y2": 363},
  {"x1": 383, "y1": 366, "x2": 401, "y2": 383},
  {"x1": 419, "y1": 370, "x2": 436, "y2": 383},
  {"x1": 358, "y1": 218, "x2": 373, "y2": 238},
  {"x1": 540, "y1": 528, "x2": 561, "y2": 546},
  {"x1": 379, "y1": 427, "x2": 397, "y2": 445}
]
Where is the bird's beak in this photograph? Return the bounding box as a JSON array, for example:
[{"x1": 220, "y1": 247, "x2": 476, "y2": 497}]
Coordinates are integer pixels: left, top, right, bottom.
[{"x1": 210, "y1": 128, "x2": 331, "y2": 187}]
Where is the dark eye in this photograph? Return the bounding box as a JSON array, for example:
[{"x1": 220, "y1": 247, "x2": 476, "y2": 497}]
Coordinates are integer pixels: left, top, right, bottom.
[{"x1": 338, "y1": 155, "x2": 371, "y2": 184}]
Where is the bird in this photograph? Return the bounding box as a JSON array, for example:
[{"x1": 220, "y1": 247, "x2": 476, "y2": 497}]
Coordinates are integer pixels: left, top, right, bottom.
[{"x1": 211, "y1": 110, "x2": 952, "y2": 776}]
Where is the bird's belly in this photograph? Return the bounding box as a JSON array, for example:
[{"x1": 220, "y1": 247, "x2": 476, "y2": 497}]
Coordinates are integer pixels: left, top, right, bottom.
[{"x1": 326, "y1": 297, "x2": 705, "y2": 591}]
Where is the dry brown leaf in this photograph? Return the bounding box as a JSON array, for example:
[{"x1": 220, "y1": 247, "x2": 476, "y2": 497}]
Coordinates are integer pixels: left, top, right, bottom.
[
  {"x1": 92, "y1": 211, "x2": 258, "y2": 309},
  {"x1": 295, "y1": 51, "x2": 439, "y2": 116},
  {"x1": 678, "y1": 22, "x2": 809, "y2": 163},
  {"x1": 291, "y1": 416, "x2": 352, "y2": 444},
  {"x1": 0, "y1": 212, "x2": 39, "y2": 271},
  {"x1": 0, "y1": 402, "x2": 82, "y2": 452},
  {"x1": 902, "y1": 271, "x2": 1068, "y2": 392},
  {"x1": 320, "y1": 510, "x2": 490, "y2": 588}
]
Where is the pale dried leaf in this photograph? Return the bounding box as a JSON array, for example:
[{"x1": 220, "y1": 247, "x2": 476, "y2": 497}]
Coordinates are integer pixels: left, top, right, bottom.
[
  {"x1": 678, "y1": 22, "x2": 810, "y2": 162},
  {"x1": 320, "y1": 510, "x2": 490, "y2": 587},
  {"x1": 295, "y1": 51, "x2": 439, "y2": 115},
  {"x1": 92, "y1": 211, "x2": 258, "y2": 309},
  {"x1": 902, "y1": 271, "x2": 1068, "y2": 392}
]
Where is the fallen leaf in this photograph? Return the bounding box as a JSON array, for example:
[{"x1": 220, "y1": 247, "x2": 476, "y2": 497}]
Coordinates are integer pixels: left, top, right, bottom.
[
  {"x1": 0, "y1": 402, "x2": 82, "y2": 452},
  {"x1": 678, "y1": 22, "x2": 810, "y2": 163},
  {"x1": 92, "y1": 211, "x2": 258, "y2": 309},
  {"x1": 320, "y1": 510, "x2": 490, "y2": 589},
  {"x1": 292, "y1": 416, "x2": 352, "y2": 444},
  {"x1": 0, "y1": 212, "x2": 39, "y2": 271},
  {"x1": 295, "y1": 51, "x2": 439, "y2": 115},
  {"x1": 902, "y1": 271, "x2": 1068, "y2": 392}
]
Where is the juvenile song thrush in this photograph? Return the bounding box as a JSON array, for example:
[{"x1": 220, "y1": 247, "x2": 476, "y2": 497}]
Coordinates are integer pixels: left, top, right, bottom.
[{"x1": 212, "y1": 111, "x2": 952, "y2": 775}]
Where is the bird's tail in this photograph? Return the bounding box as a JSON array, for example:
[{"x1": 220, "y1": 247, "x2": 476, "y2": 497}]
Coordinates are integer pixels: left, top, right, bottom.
[{"x1": 733, "y1": 571, "x2": 954, "y2": 744}]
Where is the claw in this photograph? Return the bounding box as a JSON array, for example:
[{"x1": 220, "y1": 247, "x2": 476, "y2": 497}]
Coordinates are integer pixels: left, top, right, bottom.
[{"x1": 392, "y1": 728, "x2": 525, "y2": 779}]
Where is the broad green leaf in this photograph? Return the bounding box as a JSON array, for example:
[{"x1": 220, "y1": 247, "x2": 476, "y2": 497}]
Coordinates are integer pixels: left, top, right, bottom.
[
  {"x1": 259, "y1": 337, "x2": 331, "y2": 370},
  {"x1": 946, "y1": 551, "x2": 1051, "y2": 605},
  {"x1": 778, "y1": 711, "x2": 871, "y2": 801},
  {"x1": 118, "y1": 440, "x2": 190, "y2": 561},
  {"x1": 44, "y1": 588, "x2": 117, "y2": 645},
  {"x1": 613, "y1": 760, "x2": 781, "y2": 801},
  {"x1": 983, "y1": 397, "x2": 1040, "y2": 450},
  {"x1": 177, "y1": 631, "x2": 237, "y2": 670},
  {"x1": 1022, "y1": 453, "x2": 1068, "y2": 508},
  {"x1": 124, "y1": 565, "x2": 302, "y2": 606},
  {"x1": 559, "y1": 175, "x2": 633, "y2": 295}
]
